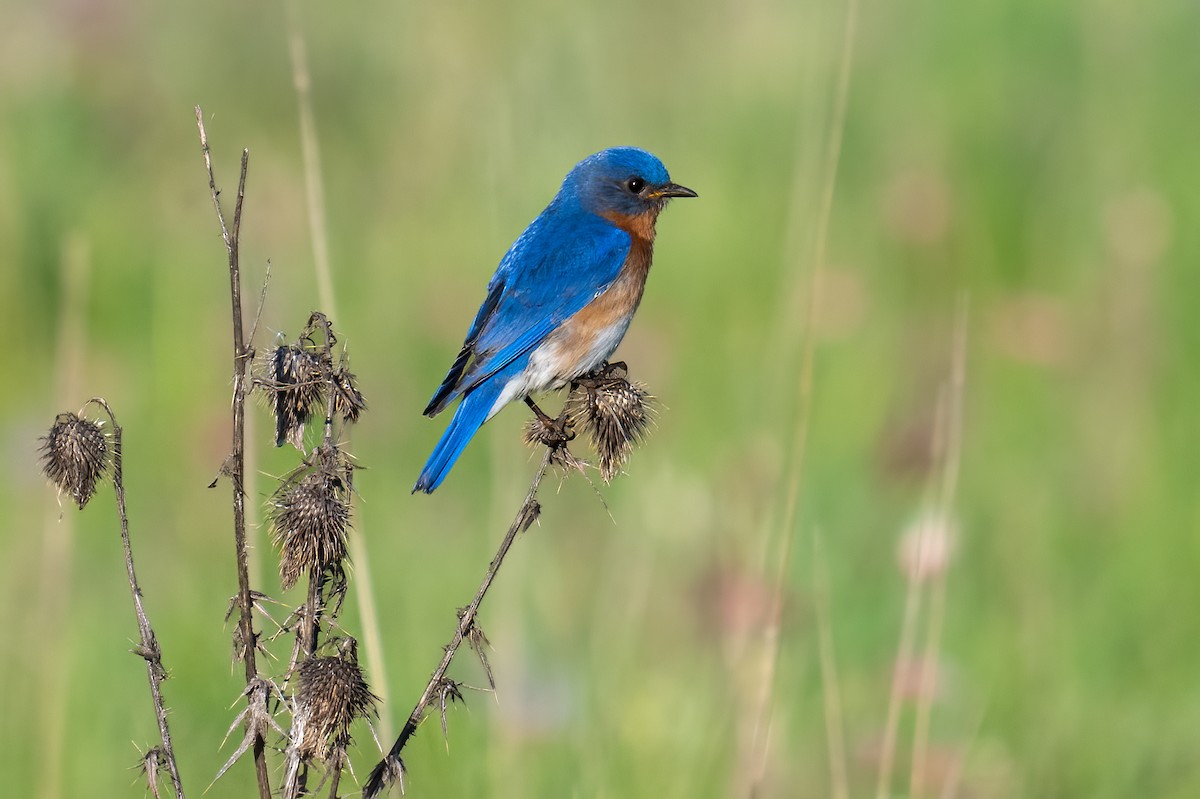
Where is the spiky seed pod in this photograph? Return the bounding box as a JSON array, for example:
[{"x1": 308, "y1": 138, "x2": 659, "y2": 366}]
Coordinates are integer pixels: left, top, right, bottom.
[
  {"x1": 521, "y1": 416, "x2": 588, "y2": 475},
  {"x1": 331, "y1": 365, "x2": 367, "y2": 423},
  {"x1": 265, "y1": 344, "x2": 327, "y2": 450},
  {"x1": 40, "y1": 412, "x2": 110, "y2": 509},
  {"x1": 294, "y1": 642, "x2": 378, "y2": 761},
  {"x1": 566, "y1": 376, "x2": 654, "y2": 482},
  {"x1": 271, "y1": 461, "x2": 351, "y2": 590}
]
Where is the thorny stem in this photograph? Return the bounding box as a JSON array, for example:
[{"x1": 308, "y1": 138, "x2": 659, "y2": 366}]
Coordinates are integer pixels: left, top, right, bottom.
[
  {"x1": 86, "y1": 398, "x2": 185, "y2": 799},
  {"x1": 196, "y1": 106, "x2": 272, "y2": 799},
  {"x1": 363, "y1": 447, "x2": 557, "y2": 798},
  {"x1": 325, "y1": 763, "x2": 343, "y2": 799},
  {"x1": 308, "y1": 311, "x2": 339, "y2": 448},
  {"x1": 302, "y1": 570, "x2": 323, "y2": 659},
  {"x1": 289, "y1": 313, "x2": 344, "y2": 799},
  {"x1": 296, "y1": 314, "x2": 337, "y2": 665}
]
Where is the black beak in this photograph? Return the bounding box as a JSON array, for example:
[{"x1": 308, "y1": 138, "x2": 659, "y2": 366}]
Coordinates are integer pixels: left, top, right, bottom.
[{"x1": 649, "y1": 182, "x2": 698, "y2": 199}]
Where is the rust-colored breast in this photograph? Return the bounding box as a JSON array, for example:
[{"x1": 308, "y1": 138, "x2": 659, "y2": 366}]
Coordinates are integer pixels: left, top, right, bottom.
[{"x1": 550, "y1": 217, "x2": 657, "y2": 371}]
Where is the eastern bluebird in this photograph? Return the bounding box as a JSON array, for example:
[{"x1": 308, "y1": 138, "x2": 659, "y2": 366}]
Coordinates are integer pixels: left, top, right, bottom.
[{"x1": 414, "y1": 147, "x2": 696, "y2": 493}]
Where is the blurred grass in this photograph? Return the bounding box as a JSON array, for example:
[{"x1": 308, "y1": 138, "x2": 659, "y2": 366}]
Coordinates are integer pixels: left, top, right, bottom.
[{"x1": 3, "y1": 0, "x2": 1200, "y2": 796}]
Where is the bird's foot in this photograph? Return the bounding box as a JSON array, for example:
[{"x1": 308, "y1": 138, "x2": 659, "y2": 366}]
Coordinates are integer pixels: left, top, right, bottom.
[
  {"x1": 572, "y1": 361, "x2": 628, "y2": 392},
  {"x1": 523, "y1": 396, "x2": 575, "y2": 448}
]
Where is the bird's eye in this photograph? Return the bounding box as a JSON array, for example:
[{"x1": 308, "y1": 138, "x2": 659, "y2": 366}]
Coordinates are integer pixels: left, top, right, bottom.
[{"x1": 626, "y1": 177, "x2": 645, "y2": 194}]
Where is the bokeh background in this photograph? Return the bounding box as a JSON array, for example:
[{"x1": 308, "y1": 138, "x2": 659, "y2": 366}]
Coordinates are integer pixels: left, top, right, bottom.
[{"x1": 3, "y1": 0, "x2": 1199, "y2": 796}]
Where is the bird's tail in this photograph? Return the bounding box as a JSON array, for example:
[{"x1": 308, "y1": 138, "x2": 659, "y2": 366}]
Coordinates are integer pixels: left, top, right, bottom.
[{"x1": 414, "y1": 385, "x2": 499, "y2": 493}]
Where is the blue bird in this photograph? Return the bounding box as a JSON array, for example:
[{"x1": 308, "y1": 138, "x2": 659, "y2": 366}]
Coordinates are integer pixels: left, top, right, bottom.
[{"x1": 414, "y1": 147, "x2": 696, "y2": 493}]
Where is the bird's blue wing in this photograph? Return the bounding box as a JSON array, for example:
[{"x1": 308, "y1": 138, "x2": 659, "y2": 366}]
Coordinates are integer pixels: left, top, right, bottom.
[
  {"x1": 422, "y1": 271, "x2": 507, "y2": 415},
  {"x1": 424, "y1": 211, "x2": 631, "y2": 415}
]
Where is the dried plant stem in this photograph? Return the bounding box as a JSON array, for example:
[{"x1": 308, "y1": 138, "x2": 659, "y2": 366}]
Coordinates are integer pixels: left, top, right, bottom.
[
  {"x1": 363, "y1": 449, "x2": 555, "y2": 798},
  {"x1": 291, "y1": 568, "x2": 324, "y2": 799},
  {"x1": 196, "y1": 106, "x2": 272, "y2": 799},
  {"x1": 86, "y1": 398, "x2": 185, "y2": 799},
  {"x1": 910, "y1": 295, "x2": 969, "y2": 798},
  {"x1": 325, "y1": 768, "x2": 342, "y2": 799}
]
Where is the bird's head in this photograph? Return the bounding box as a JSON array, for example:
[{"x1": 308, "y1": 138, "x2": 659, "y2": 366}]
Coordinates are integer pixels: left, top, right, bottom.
[{"x1": 564, "y1": 147, "x2": 697, "y2": 230}]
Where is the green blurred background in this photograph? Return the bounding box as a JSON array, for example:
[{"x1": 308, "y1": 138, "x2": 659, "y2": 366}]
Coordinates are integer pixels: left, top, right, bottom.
[{"x1": 3, "y1": 0, "x2": 1199, "y2": 796}]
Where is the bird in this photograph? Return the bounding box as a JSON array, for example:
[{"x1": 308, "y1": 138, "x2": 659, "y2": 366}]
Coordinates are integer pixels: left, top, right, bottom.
[{"x1": 414, "y1": 147, "x2": 696, "y2": 493}]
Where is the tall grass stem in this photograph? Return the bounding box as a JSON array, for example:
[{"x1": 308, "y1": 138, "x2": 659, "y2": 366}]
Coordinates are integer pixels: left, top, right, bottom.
[
  {"x1": 742, "y1": 0, "x2": 860, "y2": 790},
  {"x1": 284, "y1": 3, "x2": 392, "y2": 735},
  {"x1": 813, "y1": 527, "x2": 850, "y2": 799},
  {"x1": 910, "y1": 295, "x2": 969, "y2": 797}
]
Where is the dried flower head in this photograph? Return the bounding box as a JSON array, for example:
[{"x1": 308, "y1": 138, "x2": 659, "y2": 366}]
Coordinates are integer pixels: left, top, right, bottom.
[
  {"x1": 40, "y1": 412, "x2": 110, "y2": 509},
  {"x1": 331, "y1": 364, "x2": 367, "y2": 423},
  {"x1": 271, "y1": 449, "x2": 353, "y2": 590},
  {"x1": 294, "y1": 639, "x2": 378, "y2": 761},
  {"x1": 263, "y1": 343, "x2": 326, "y2": 450},
  {"x1": 521, "y1": 415, "x2": 588, "y2": 475},
  {"x1": 566, "y1": 363, "x2": 655, "y2": 482}
]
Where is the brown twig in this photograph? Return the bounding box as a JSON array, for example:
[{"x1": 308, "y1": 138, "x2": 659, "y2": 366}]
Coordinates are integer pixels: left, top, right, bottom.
[
  {"x1": 196, "y1": 106, "x2": 272, "y2": 799},
  {"x1": 363, "y1": 447, "x2": 556, "y2": 798},
  {"x1": 86, "y1": 398, "x2": 186, "y2": 799}
]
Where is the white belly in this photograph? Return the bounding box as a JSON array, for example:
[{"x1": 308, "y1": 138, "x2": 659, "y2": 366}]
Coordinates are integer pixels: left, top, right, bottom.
[{"x1": 486, "y1": 314, "x2": 634, "y2": 419}]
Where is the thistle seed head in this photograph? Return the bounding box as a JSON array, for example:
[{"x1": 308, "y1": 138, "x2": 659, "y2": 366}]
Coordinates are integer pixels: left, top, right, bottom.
[
  {"x1": 331, "y1": 364, "x2": 367, "y2": 424},
  {"x1": 39, "y1": 412, "x2": 110, "y2": 509},
  {"x1": 271, "y1": 451, "x2": 352, "y2": 590},
  {"x1": 521, "y1": 415, "x2": 589, "y2": 476},
  {"x1": 566, "y1": 367, "x2": 655, "y2": 482},
  {"x1": 294, "y1": 640, "x2": 377, "y2": 760},
  {"x1": 263, "y1": 344, "x2": 326, "y2": 450}
]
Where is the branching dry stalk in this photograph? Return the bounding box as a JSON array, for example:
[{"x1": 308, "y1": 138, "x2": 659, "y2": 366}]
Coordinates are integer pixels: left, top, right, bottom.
[
  {"x1": 363, "y1": 446, "x2": 556, "y2": 798},
  {"x1": 361, "y1": 363, "x2": 650, "y2": 797},
  {"x1": 101, "y1": 398, "x2": 187, "y2": 799},
  {"x1": 260, "y1": 310, "x2": 370, "y2": 799},
  {"x1": 196, "y1": 105, "x2": 272, "y2": 799}
]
